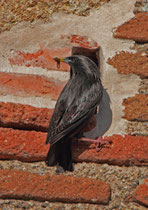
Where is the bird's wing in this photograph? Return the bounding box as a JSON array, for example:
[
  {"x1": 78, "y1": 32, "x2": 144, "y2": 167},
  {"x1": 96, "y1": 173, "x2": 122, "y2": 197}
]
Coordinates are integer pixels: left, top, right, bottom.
[{"x1": 46, "y1": 82, "x2": 102, "y2": 145}]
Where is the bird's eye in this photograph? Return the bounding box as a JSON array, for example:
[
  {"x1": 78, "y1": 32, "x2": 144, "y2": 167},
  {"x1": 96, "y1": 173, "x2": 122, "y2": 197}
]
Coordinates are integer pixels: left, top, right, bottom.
[{"x1": 72, "y1": 57, "x2": 78, "y2": 63}]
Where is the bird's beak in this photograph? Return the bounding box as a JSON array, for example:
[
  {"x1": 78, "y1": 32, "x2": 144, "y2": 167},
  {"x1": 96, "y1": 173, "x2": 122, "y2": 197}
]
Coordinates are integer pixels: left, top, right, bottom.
[
  {"x1": 54, "y1": 57, "x2": 65, "y2": 62},
  {"x1": 59, "y1": 57, "x2": 65, "y2": 62}
]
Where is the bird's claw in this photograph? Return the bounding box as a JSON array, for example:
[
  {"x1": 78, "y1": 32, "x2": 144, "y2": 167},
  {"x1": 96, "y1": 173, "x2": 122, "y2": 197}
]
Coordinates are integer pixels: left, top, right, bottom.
[{"x1": 78, "y1": 137, "x2": 112, "y2": 152}]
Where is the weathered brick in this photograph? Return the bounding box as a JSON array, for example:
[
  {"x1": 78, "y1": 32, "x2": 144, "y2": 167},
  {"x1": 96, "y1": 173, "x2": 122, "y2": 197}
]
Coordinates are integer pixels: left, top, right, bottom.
[
  {"x1": 9, "y1": 35, "x2": 99, "y2": 71},
  {"x1": 0, "y1": 169, "x2": 110, "y2": 204},
  {"x1": 0, "y1": 127, "x2": 48, "y2": 162},
  {"x1": 0, "y1": 102, "x2": 53, "y2": 131},
  {"x1": 73, "y1": 135, "x2": 148, "y2": 166},
  {"x1": 61, "y1": 34, "x2": 98, "y2": 49},
  {"x1": 122, "y1": 94, "x2": 148, "y2": 121},
  {"x1": 0, "y1": 128, "x2": 148, "y2": 166},
  {"x1": 9, "y1": 48, "x2": 71, "y2": 72},
  {"x1": 132, "y1": 179, "x2": 148, "y2": 207},
  {"x1": 108, "y1": 51, "x2": 148, "y2": 78},
  {"x1": 0, "y1": 72, "x2": 65, "y2": 100},
  {"x1": 113, "y1": 13, "x2": 148, "y2": 42}
]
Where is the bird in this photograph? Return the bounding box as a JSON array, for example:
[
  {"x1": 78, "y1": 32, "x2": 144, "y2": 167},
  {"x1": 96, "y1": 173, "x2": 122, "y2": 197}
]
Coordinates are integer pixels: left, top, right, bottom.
[{"x1": 45, "y1": 55, "x2": 108, "y2": 173}]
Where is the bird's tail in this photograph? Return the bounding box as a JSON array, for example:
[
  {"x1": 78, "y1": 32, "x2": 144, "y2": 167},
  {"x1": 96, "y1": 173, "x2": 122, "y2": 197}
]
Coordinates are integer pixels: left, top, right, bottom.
[{"x1": 45, "y1": 138, "x2": 74, "y2": 173}]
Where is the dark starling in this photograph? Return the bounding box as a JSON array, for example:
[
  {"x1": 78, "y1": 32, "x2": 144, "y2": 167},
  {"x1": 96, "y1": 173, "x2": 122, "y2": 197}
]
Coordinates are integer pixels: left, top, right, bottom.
[{"x1": 45, "y1": 55, "x2": 104, "y2": 173}]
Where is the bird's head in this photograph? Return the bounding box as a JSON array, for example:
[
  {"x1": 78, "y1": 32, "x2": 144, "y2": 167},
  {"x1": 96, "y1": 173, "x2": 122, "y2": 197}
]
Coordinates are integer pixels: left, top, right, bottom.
[
  {"x1": 54, "y1": 55, "x2": 100, "y2": 79},
  {"x1": 54, "y1": 56, "x2": 80, "y2": 68}
]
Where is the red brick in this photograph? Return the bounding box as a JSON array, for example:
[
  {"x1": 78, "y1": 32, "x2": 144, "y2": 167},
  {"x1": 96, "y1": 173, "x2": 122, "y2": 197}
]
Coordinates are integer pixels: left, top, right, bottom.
[
  {"x1": 107, "y1": 51, "x2": 148, "y2": 78},
  {"x1": 0, "y1": 102, "x2": 53, "y2": 131},
  {"x1": 122, "y1": 94, "x2": 148, "y2": 121},
  {"x1": 9, "y1": 48, "x2": 71, "y2": 72},
  {"x1": 132, "y1": 179, "x2": 148, "y2": 207},
  {"x1": 73, "y1": 135, "x2": 148, "y2": 166},
  {"x1": 113, "y1": 13, "x2": 148, "y2": 42},
  {"x1": 0, "y1": 127, "x2": 48, "y2": 161},
  {"x1": 0, "y1": 128, "x2": 148, "y2": 166},
  {"x1": 0, "y1": 72, "x2": 65, "y2": 100},
  {"x1": 0, "y1": 169, "x2": 110, "y2": 204}
]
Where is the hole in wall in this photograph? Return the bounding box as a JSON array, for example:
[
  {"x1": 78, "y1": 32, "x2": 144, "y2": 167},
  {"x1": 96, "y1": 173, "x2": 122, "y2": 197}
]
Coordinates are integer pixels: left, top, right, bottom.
[{"x1": 72, "y1": 46, "x2": 100, "y2": 67}]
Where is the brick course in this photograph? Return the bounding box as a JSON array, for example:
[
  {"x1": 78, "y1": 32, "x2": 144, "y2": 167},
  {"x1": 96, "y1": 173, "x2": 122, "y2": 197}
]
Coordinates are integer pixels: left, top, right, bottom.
[
  {"x1": 0, "y1": 128, "x2": 148, "y2": 166},
  {"x1": 0, "y1": 169, "x2": 111, "y2": 204}
]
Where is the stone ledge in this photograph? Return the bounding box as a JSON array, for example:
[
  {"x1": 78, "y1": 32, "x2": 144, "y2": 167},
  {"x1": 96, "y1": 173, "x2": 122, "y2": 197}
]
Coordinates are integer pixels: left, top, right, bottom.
[{"x1": 0, "y1": 169, "x2": 111, "y2": 205}]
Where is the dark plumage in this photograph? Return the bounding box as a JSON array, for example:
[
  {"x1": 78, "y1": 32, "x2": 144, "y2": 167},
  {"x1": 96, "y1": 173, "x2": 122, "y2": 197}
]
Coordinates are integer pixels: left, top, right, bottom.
[{"x1": 45, "y1": 55, "x2": 103, "y2": 173}]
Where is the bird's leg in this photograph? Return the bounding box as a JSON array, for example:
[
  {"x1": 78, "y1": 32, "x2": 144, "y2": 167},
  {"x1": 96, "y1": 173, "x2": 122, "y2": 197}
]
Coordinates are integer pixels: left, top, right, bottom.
[{"x1": 78, "y1": 137, "x2": 112, "y2": 152}]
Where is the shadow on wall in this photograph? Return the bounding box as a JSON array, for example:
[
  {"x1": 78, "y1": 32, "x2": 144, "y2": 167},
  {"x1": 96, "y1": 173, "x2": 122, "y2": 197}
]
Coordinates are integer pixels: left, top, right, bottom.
[{"x1": 84, "y1": 88, "x2": 112, "y2": 138}]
